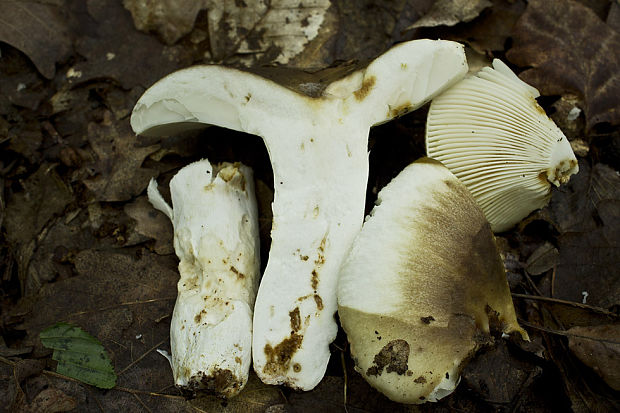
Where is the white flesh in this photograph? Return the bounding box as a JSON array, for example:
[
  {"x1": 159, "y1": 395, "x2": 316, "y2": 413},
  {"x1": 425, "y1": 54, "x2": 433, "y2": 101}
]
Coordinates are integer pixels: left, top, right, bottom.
[
  {"x1": 426, "y1": 59, "x2": 579, "y2": 232},
  {"x1": 148, "y1": 160, "x2": 260, "y2": 397},
  {"x1": 132, "y1": 39, "x2": 468, "y2": 390},
  {"x1": 338, "y1": 159, "x2": 527, "y2": 404}
]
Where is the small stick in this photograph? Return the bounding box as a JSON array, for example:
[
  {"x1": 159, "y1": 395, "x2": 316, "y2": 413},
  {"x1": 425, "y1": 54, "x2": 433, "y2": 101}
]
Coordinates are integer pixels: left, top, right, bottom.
[{"x1": 512, "y1": 293, "x2": 617, "y2": 317}]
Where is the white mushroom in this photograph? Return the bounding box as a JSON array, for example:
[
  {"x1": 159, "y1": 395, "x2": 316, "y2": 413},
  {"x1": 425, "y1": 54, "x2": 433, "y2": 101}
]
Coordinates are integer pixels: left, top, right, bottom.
[
  {"x1": 338, "y1": 158, "x2": 528, "y2": 404},
  {"x1": 131, "y1": 39, "x2": 468, "y2": 390},
  {"x1": 425, "y1": 59, "x2": 579, "y2": 232},
  {"x1": 148, "y1": 159, "x2": 260, "y2": 397}
]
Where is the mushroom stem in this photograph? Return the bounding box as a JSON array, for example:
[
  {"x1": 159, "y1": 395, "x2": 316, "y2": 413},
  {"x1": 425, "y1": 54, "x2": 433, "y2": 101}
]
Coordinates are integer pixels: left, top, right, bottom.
[{"x1": 148, "y1": 160, "x2": 260, "y2": 397}]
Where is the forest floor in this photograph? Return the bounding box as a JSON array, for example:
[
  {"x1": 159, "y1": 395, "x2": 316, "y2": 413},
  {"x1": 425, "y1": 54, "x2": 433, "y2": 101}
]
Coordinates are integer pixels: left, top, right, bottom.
[{"x1": 0, "y1": 0, "x2": 619, "y2": 412}]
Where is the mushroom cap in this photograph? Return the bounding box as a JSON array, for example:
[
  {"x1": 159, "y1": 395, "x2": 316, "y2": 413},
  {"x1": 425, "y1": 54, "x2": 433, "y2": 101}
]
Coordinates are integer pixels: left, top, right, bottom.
[
  {"x1": 425, "y1": 59, "x2": 579, "y2": 232},
  {"x1": 148, "y1": 160, "x2": 260, "y2": 397},
  {"x1": 132, "y1": 39, "x2": 468, "y2": 391},
  {"x1": 337, "y1": 158, "x2": 527, "y2": 404}
]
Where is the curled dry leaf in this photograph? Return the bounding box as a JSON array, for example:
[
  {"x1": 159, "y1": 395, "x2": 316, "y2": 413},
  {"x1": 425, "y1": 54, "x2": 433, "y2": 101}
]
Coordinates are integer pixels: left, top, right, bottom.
[{"x1": 506, "y1": 0, "x2": 620, "y2": 129}]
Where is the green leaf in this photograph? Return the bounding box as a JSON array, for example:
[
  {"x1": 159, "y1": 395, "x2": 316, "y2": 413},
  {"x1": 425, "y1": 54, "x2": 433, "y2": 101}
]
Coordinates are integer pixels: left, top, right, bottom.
[{"x1": 40, "y1": 322, "x2": 117, "y2": 389}]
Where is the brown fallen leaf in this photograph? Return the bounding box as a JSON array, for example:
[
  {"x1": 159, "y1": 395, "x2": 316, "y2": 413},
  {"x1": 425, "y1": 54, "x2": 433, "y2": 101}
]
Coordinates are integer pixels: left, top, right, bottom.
[
  {"x1": 0, "y1": 0, "x2": 72, "y2": 79},
  {"x1": 461, "y1": 341, "x2": 542, "y2": 405},
  {"x1": 4, "y1": 163, "x2": 73, "y2": 246},
  {"x1": 124, "y1": 196, "x2": 174, "y2": 255},
  {"x1": 71, "y1": 0, "x2": 186, "y2": 89},
  {"x1": 506, "y1": 0, "x2": 620, "y2": 129},
  {"x1": 83, "y1": 111, "x2": 159, "y2": 202},
  {"x1": 123, "y1": 0, "x2": 208, "y2": 45},
  {"x1": 568, "y1": 324, "x2": 620, "y2": 391},
  {"x1": 411, "y1": 0, "x2": 526, "y2": 55},
  {"x1": 24, "y1": 387, "x2": 77, "y2": 413},
  {"x1": 525, "y1": 242, "x2": 559, "y2": 276},
  {"x1": 407, "y1": 0, "x2": 492, "y2": 29},
  {"x1": 547, "y1": 162, "x2": 620, "y2": 308}
]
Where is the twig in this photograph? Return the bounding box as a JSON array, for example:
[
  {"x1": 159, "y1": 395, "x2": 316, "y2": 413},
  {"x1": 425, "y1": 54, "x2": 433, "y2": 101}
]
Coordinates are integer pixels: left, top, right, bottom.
[
  {"x1": 512, "y1": 293, "x2": 617, "y2": 317},
  {"x1": 64, "y1": 297, "x2": 176, "y2": 319},
  {"x1": 518, "y1": 320, "x2": 620, "y2": 345},
  {"x1": 132, "y1": 393, "x2": 153, "y2": 413},
  {"x1": 118, "y1": 339, "x2": 167, "y2": 376}
]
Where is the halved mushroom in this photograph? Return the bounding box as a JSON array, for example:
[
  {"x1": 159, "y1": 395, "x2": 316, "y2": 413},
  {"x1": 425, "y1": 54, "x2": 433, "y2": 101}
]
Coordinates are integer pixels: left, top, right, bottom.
[
  {"x1": 148, "y1": 159, "x2": 260, "y2": 397},
  {"x1": 131, "y1": 39, "x2": 468, "y2": 390},
  {"x1": 338, "y1": 158, "x2": 528, "y2": 404},
  {"x1": 426, "y1": 59, "x2": 579, "y2": 232}
]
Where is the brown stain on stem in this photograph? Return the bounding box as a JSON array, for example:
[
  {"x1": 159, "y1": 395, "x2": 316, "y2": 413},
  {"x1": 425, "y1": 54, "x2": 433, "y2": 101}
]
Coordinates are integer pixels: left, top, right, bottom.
[
  {"x1": 354, "y1": 76, "x2": 376, "y2": 101},
  {"x1": 263, "y1": 334, "x2": 303, "y2": 376},
  {"x1": 289, "y1": 307, "x2": 301, "y2": 332}
]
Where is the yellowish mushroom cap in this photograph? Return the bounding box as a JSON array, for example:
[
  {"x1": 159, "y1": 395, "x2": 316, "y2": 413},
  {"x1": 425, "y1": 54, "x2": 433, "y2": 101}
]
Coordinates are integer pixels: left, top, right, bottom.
[
  {"x1": 426, "y1": 59, "x2": 579, "y2": 232},
  {"x1": 337, "y1": 158, "x2": 528, "y2": 404}
]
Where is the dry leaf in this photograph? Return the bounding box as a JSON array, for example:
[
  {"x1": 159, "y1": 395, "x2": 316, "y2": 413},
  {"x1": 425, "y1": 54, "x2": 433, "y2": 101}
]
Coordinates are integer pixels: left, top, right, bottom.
[
  {"x1": 4, "y1": 164, "x2": 73, "y2": 246},
  {"x1": 123, "y1": 0, "x2": 208, "y2": 45},
  {"x1": 72, "y1": 0, "x2": 186, "y2": 89},
  {"x1": 0, "y1": 1, "x2": 72, "y2": 79},
  {"x1": 407, "y1": 0, "x2": 492, "y2": 29},
  {"x1": 124, "y1": 196, "x2": 174, "y2": 255},
  {"x1": 205, "y1": 0, "x2": 331, "y2": 65},
  {"x1": 568, "y1": 324, "x2": 620, "y2": 390},
  {"x1": 83, "y1": 111, "x2": 159, "y2": 202},
  {"x1": 507, "y1": 0, "x2": 620, "y2": 129},
  {"x1": 548, "y1": 162, "x2": 620, "y2": 308},
  {"x1": 525, "y1": 242, "x2": 559, "y2": 276},
  {"x1": 27, "y1": 387, "x2": 77, "y2": 413}
]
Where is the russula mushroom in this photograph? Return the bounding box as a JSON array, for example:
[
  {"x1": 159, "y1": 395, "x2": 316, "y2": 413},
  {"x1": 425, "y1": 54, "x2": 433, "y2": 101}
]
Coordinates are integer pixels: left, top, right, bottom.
[
  {"x1": 148, "y1": 159, "x2": 260, "y2": 397},
  {"x1": 337, "y1": 158, "x2": 528, "y2": 404},
  {"x1": 425, "y1": 59, "x2": 579, "y2": 232},
  {"x1": 131, "y1": 39, "x2": 468, "y2": 390}
]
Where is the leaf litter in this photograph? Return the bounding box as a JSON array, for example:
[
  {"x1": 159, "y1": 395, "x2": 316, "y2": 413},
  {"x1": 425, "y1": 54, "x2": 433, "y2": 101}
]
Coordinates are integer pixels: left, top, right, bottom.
[{"x1": 0, "y1": 0, "x2": 619, "y2": 412}]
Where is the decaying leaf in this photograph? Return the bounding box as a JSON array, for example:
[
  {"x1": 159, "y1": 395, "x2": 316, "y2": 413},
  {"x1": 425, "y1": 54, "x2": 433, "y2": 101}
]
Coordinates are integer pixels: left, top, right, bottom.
[
  {"x1": 507, "y1": 0, "x2": 620, "y2": 129},
  {"x1": 123, "y1": 0, "x2": 208, "y2": 45},
  {"x1": 407, "y1": 0, "x2": 492, "y2": 29},
  {"x1": 83, "y1": 111, "x2": 159, "y2": 202},
  {"x1": 4, "y1": 164, "x2": 73, "y2": 246},
  {"x1": 40, "y1": 322, "x2": 117, "y2": 389},
  {"x1": 461, "y1": 342, "x2": 542, "y2": 405},
  {"x1": 26, "y1": 388, "x2": 78, "y2": 413},
  {"x1": 124, "y1": 196, "x2": 174, "y2": 255},
  {"x1": 71, "y1": 0, "x2": 186, "y2": 89},
  {"x1": 568, "y1": 324, "x2": 620, "y2": 391},
  {"x1": 0, "y1": 0, "x2": 72, "y2": 79},
  {"x1": 548, "y1": 162, "x2": 620, "y2": 308},
  {"x1": 525, "y1": 242, "x2": 559, "y2": 276},
  {"x1": 205, "y1": 0, "x2": 331, "y2": 65}
]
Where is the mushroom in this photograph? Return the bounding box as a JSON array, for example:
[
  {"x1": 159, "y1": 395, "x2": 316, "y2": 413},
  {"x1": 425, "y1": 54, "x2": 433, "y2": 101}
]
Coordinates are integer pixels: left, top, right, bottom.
[
  {"x1": 337, "y1": 158, "x2": 528, "y2": 404},
  {"x1": 131, "y1": 39, "x2": 468, "y2": 390},
  {"x1": 425, "y1": 59, "x2": 579, "y2": 232},
  {"x1": 148, "y1": 159, "x2": 260, "y2": 397}
]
